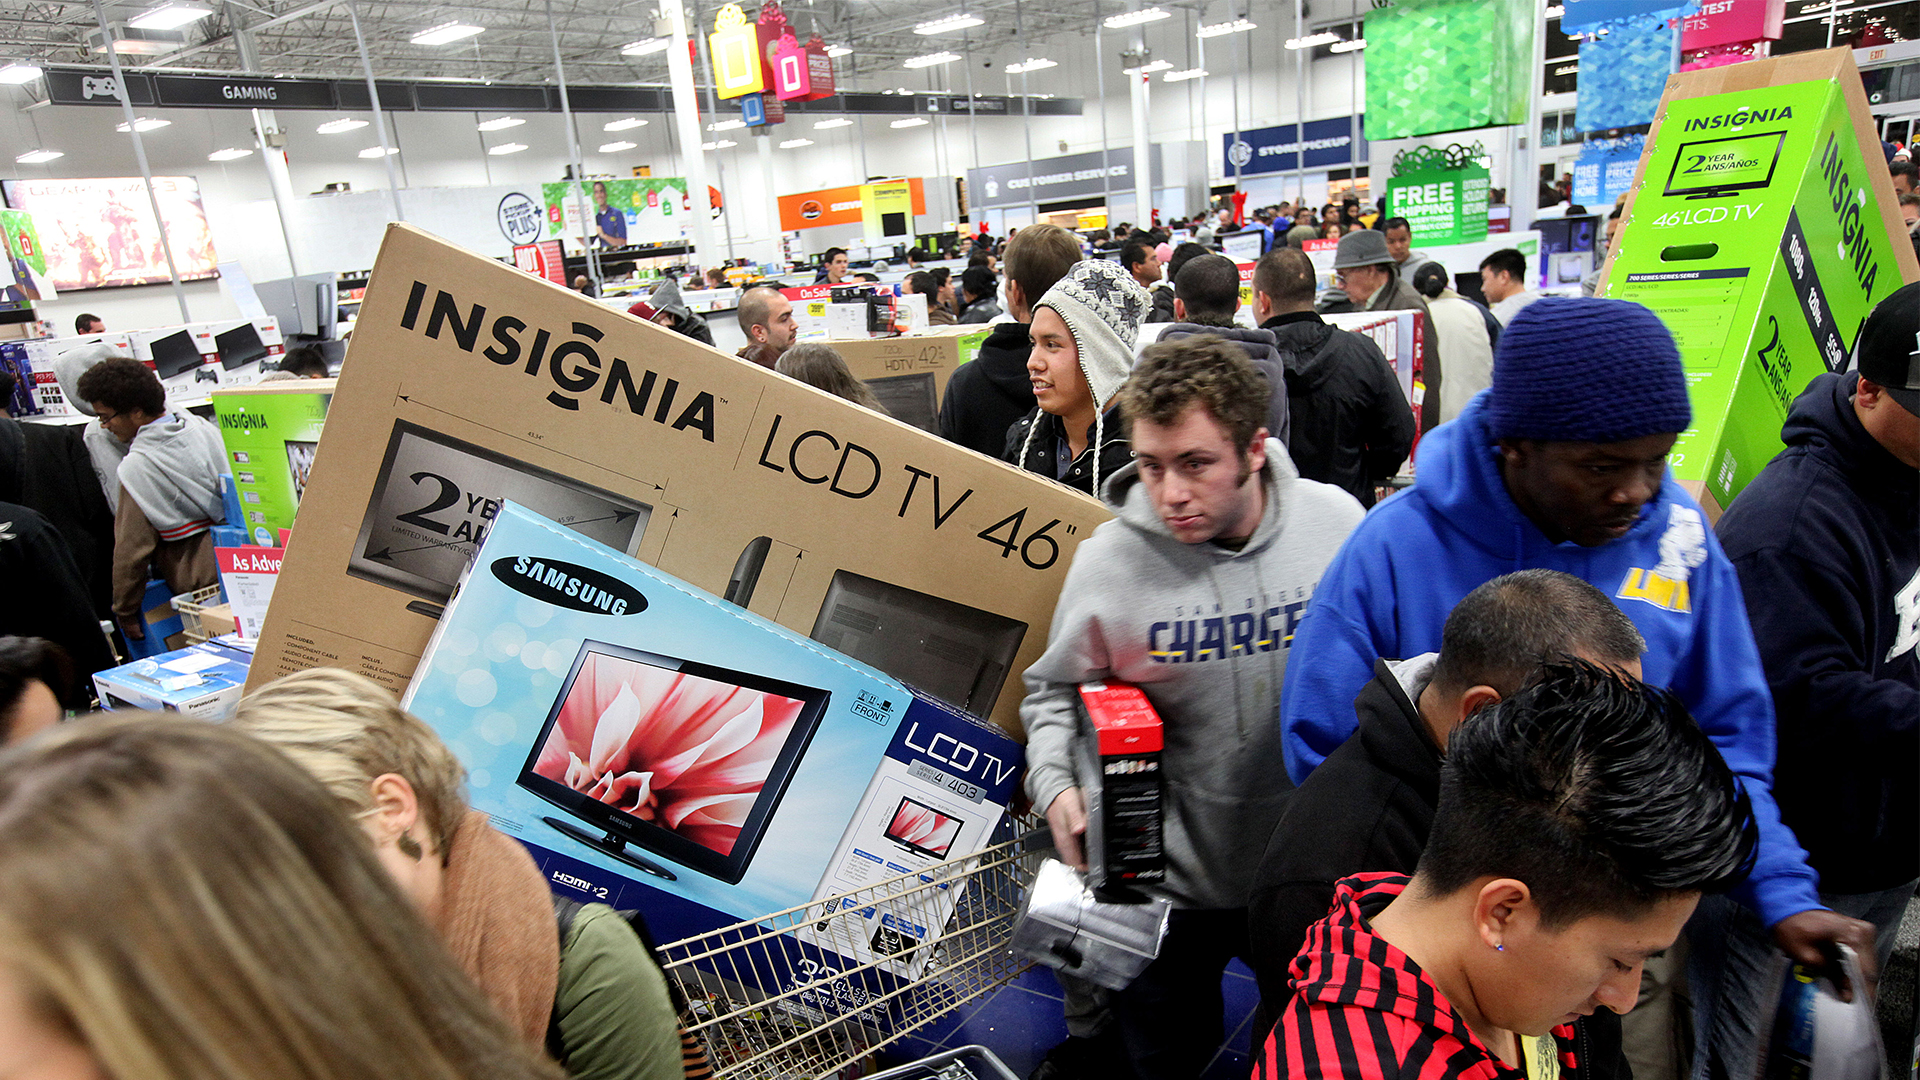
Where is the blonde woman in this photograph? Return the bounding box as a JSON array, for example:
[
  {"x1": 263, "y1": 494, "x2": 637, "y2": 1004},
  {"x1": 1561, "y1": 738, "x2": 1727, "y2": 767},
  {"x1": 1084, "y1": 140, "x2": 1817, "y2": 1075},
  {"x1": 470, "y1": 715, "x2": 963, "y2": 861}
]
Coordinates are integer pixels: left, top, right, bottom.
[
  {"x1": 231, "y1": 668, "x2": 686, "y2": 1080},
  {"x1": 0, "y1": 715, "x2": 562, "y2": 1080}
]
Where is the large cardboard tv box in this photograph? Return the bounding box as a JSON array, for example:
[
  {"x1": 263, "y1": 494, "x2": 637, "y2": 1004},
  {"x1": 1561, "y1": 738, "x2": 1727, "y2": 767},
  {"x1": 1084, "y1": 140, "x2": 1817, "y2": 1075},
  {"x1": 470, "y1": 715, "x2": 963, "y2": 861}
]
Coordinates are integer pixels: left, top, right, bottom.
[
  {"x1": 830, "y1": 325, "x2": 994, "y2": 435},
  {"x1": 1600, "y1": 48, "x2": 1918, "y2": 518},
  {"x1": 246, "y1": 225, "x2": 1111, "y2": 737}
]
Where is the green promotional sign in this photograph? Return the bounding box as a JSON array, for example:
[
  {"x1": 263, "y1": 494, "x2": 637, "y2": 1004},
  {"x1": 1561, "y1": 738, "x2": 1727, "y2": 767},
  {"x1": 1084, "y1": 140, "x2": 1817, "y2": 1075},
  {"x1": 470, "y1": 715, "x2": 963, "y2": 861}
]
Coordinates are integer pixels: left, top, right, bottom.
[
  {"x1": 1365, "y1": 0, "x2": 1534, "y2": 140},
  {"x1": 215, "y1": 387, "x2": 332, "y2": 547},
  {"x1": 1384, "y1": 145, "x2": 1490, "y2": 247},
  {"x1": 543, "y1": 178, "x2": 692, "y2": 250},
  {"x1": 1605, "y1": 70, "x2": 1913, "y2": 512},
  {"x1": 0, "y1": 209, "x2": 53, "y2": 307}
]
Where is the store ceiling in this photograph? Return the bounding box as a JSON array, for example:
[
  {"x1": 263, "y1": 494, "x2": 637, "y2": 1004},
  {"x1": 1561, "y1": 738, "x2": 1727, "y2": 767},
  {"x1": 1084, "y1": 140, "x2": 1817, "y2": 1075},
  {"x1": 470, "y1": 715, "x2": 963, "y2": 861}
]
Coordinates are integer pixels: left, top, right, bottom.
[{"x1": 0, "y1": 0, "x2": 1151, "y2": 89}]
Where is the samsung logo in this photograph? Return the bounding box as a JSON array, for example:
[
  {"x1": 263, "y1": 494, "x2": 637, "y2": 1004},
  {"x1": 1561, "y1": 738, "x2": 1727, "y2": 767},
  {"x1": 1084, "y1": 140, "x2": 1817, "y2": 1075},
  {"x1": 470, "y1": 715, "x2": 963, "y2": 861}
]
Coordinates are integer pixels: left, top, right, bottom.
[
  {"x1": 493, "y1": 556, "x2": 646, "y2": 615},
  {"x1": 1682, "y1": 105, "x2": 1792, "y2": 131},
  {"x1": 400, "y1": 281, "x2": 718, "y2": 441}
]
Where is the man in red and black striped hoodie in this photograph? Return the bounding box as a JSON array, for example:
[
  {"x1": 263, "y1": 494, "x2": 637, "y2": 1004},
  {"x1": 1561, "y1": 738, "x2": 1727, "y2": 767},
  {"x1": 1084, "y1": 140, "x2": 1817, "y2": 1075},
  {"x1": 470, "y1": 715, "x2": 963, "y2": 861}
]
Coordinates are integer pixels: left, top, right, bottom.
[{"x1": 1260, "y1": 662, "x2": 1758, "y2": 1080}]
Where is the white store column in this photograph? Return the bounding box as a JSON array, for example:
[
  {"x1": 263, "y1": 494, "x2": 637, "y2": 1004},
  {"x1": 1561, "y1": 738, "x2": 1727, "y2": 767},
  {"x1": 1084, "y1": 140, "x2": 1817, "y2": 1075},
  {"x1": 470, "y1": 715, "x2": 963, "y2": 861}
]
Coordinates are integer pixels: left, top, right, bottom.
[
  {"x1": 1130, "y1": 64, "x2": 1152, "y2": 226},
  {"x1": 661, "y1": 0, "x2": 719, "y2": 269}
]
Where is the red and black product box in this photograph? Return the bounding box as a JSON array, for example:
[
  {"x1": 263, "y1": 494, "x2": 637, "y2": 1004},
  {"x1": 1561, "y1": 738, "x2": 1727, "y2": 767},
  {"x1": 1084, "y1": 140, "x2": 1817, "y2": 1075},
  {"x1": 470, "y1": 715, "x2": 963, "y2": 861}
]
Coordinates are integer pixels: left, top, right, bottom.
[{"x1": 1074, "y1": 680, "x2": 1165, "y2": 892}]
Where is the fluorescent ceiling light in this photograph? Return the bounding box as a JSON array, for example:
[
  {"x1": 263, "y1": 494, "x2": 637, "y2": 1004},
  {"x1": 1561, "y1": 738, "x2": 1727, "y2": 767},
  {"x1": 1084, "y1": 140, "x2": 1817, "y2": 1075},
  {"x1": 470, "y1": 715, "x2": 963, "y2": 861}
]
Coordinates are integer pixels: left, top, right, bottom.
[
  {"x1": 1104, "y1": 7, "x2": 1170, "y2": 28},
  {"x1": 708, "y1": 118, "x2": 745, "y2": 131},
  {"x1": 700, "y1": 139, "x2": 736, "y2": 150},
  {"x1": 622, "y1": 37, "x2": 669, "y2": 55},
  {"x1": 487, "y1": 142, "x2": 526, "y2": 155},
  {"x1": 1004, "y1": 57, "x2": 1056, "y2": 73},
  {"x1": 599, "y1": 140, "x2": 636, "y2": 152},
  {"x1": 913, "y1": 12, "x2": 982, "y2": 34},
  {"x1": 476, "y1": 116, "x2": 524, "y2": 131},
  {"x1": 1163, "y1": 67, "x2": 1206, "y2": 81},
  {"x1": 826, "y1": 44, "x2": 851, "y2": 57},
  {"x1": 0, "y1": 63, "x2": 43, "y2": 84},
  {"x1": 14, "y1": 149, "x2": 62, "y2": 164},
  {"x1": 411, "y1": 21, "x2": 484, "y2": 46},
  {"x1": 1284, "y1": 31, "x2": 1339, "y2": 49},
  {"x1": 604, "y1": 116, "x2": 648, "y2": 131},
  {"x1": 129, "y1": 2, "x2": 211, "y2": 30},
  {"x1": 1196, "y1": 18, "x2": 1255, "y2": 38},
  {"x1": 208, "y1": 146, "x2": 253, "y2": 161},
  {"x1": 779, "y1": 138, "x2": 813, "y2": 148},
  {"x1": 1328, "y1": 37, "x2": 1366, "y2": 53},
  {"x1": 317, "y1": 117, "x2": 368, "y2": 134},
  {"x1": 903, "y1": 50, "x2": 959, "y2": 69},
  {"x1": 890, "y1": 117, "x2": 929, "y2": 128},
  {"x1": 1122, "y1": 58, "x2": 1172, "y2": 73},
  {"x1": 1544, "y1": 4, "x2": 1565, "y2": 18},
  {"x1": 359, "y1": 145, "x2": 399, "y2": 158},
  {"x1": 115, "y1": 116, "x2": 170, "y2": 132},
  {"x1": 813, "y1": 118, "x2": 852, "y2": 129}
]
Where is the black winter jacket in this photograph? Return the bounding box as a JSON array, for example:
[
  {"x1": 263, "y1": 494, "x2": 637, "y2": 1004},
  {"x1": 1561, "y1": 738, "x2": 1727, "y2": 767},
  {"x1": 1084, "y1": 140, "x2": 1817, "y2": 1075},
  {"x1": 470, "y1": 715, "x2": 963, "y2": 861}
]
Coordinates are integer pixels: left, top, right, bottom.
[
  {"x1": 1149, "y1": 322, "x2": 1292, "y2": 450},
  {"x1": 938, "y1": 322, "x2": 1037, "y2": 459},
  {"x1": 0, "y1": 500, "x2": 116, "y2": 690},
  {"x1": 1262, "y1": 312, "x2": 1414, "y2": 507},
  {"x1": 1001, "y1": 406, "x2": 1131, "y2": 498},
  {"x1": 1144, "y1": 284, "x2": 1177, "y2": 324},
  {"x1": 0, "y1": 417, "x2": 114, "y2": 618},
  {"x1": 1716, "y1": 372, "x2": 1918, "y2": 893}
]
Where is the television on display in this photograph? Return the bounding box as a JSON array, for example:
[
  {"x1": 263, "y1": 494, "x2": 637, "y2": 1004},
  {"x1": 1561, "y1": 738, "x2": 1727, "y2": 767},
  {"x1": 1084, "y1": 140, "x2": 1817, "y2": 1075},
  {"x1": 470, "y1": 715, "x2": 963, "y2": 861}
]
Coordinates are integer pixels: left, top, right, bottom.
[
  {"x1": 517, "y1": 641, "x2": 831, "y2": 883},
  {"x1": 1661, "y1": 131, "x2": 1787, "y2": 200},
  {"x1": 0, "y1": 177, "x2": 219, "y2": 291},
  {"x1": 808, "y1": 569, "x2": 1026, "y2": 718},
  {"x1": 148, "y1": 330, "x2": 205, "y2": 380},
  {"x1": 883, "y1": 795, "x2": 965, "y2": 859},
  {"x1": 862, "y1": 372, "x2": 938, "y2": 433},
  {"x1": 216, "y1": 322, "x2": 269, "y2": 370},
  {"x1": 1220, "y1": 230, "x2": 1264, "y2": 262},
  {"x1": 880, "y1": 211, "x2": 909, "y2": 238}
]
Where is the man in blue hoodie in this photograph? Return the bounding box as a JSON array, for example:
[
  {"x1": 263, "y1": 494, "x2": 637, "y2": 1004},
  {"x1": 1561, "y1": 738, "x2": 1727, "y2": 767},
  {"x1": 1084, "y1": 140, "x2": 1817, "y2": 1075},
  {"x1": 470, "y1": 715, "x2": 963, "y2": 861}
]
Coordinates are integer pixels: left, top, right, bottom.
[
  {"x1": 1709, "y1": 283, "x2": 1918, "y2": 1080},
  {"x1": 1280, "y1": 297, "x2": 1877, "y2": 1065}
]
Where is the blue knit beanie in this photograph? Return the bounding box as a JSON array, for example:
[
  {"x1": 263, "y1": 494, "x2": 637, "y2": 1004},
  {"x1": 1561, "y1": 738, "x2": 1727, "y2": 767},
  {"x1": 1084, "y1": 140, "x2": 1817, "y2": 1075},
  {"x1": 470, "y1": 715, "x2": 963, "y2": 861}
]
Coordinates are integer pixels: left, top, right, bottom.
[{"x1": 1486, "y1": 297, "x2": 1691, "y2": 443}]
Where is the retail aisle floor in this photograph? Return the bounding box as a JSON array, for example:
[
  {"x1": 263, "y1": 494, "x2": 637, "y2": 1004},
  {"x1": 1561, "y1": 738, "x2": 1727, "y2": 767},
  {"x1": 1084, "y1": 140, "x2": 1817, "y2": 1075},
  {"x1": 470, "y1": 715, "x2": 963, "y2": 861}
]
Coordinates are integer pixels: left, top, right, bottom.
[{"x1": 876, "y1": 959, "x2": 1262, "y2": 1079}]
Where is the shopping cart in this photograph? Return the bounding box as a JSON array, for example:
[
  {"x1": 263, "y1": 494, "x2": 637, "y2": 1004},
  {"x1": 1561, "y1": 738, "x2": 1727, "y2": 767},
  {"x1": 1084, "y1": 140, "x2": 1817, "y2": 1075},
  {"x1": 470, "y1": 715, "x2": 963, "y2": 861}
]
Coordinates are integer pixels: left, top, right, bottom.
[
  {"x1": 170, "y1": 584, "x2": 227, "y2": 644},
  {"x1": 863, "y1": 1045, "x2": 1020, "y2": 1080},
  {"x1": 656, "y1": 823, "x2": 1047, "y2": 1080}
]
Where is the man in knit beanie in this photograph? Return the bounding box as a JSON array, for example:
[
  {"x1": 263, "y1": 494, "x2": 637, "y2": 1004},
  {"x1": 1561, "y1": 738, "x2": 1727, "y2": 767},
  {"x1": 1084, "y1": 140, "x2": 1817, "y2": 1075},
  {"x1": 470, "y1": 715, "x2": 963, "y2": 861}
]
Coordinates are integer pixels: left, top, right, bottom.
[
  {"x1": 1279, "y1": 297, "x2": 1872, "y2": 1075},
  {"x1": 1001, "y1": 258, "x2": 1152, "y2": 497}
]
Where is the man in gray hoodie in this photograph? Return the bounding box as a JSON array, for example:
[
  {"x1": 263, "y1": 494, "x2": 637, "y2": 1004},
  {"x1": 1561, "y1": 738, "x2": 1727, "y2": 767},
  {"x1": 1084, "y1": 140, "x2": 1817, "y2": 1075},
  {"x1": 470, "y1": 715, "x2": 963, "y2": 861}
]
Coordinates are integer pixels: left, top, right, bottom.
[{"x1": 1021, "y1": 335, "x2": 1365, "y2": 1080}]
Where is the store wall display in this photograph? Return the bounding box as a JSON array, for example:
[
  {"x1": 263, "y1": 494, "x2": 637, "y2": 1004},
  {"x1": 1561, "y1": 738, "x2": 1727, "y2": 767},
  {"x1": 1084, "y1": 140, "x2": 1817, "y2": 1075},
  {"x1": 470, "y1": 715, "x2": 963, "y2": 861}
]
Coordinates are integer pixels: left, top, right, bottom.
[
  {"x1": 0, "y1": 209, "x2": 53, "y2": 311},
  {"x1": 1574, "y1": 8, "x2": 1684, "y2": 132},
  {"x1": 1364, "y1": 0, "x2": 1536, "y2": 140},
  {"x1": 1222, "y1": 116, "x2": 1368, "y2": 178},
  {"x1": 1572, "y1": 135, "x2": 1647, "y2": 208},
  {"x1": 543, "y1": 178, "x2": 692, "y2": 250},
  {"x1": 1604, "y1": 48, "x2": 1917, "y2": 517},
  {"x1": 777, "y1": 179, "x2": 928, "y2": 231},
  {"x1": 247, "y1": 225, "x2": 1110, "y2": 739},
  {"x1": 0, "y1": 176, "x2": 218, "y2": 291},
  {"x1": 1383, "y1": 143, "x2": 1492, "y2": 247}
]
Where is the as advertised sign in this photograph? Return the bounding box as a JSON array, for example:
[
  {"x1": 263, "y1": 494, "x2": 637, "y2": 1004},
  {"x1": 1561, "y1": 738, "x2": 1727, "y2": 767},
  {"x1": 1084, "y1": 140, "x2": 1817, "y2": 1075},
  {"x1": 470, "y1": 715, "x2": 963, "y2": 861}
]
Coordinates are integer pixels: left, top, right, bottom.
[
  {"x1": 543, "y1": 178, "x2": 690, "y2": 250},
  {"x1": 965, "y1": 148, "x2": 1132, "y2": 211},
  {"x1": 1384, "y1": 145, "x2": 1490, "y2": 247},
  {"x1": 1222, "y1": 116, "x2": 1367, "y2": 177},
  {"x1": 1603, "y1": 52, "x2": 1918, "y2": 514}
]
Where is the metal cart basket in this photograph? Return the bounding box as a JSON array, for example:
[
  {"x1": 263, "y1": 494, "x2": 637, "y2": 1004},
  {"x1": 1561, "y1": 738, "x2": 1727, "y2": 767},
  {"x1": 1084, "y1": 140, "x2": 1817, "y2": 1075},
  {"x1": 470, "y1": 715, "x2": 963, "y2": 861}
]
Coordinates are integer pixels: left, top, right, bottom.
[{"x1": 656, "y1": 824, "x2": 1046, "y2": 1080}]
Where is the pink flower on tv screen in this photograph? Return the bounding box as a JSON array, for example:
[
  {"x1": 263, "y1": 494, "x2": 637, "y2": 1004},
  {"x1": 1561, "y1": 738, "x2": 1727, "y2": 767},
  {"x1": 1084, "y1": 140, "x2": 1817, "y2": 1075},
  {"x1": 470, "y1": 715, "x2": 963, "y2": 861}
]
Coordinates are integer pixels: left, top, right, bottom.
[
  {"x1": 533, "y1": 653, "x2": 804, "y2": 856},
  {"x1": 886, "y1": 800, "x2": 960, "y2": 856}
]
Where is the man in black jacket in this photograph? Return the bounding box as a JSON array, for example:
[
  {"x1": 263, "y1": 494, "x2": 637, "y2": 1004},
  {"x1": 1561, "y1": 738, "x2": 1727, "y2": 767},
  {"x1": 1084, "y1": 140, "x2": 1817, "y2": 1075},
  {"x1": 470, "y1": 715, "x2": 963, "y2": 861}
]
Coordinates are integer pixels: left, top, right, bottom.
[
  {"x1": 936, "y1": 224, "x2": 1081, "y2": 458},
  {"x1": 1712, "y1": 283, "x2": 1919, "y2": 1074},
  {"x1": 1139, "y1": 254, "x2": 1289, "y2": 448},
  {"x1": 0, "y1": 416, "x2": 114, "y2": 620},
  {"x1": 1253, "y1": 248, "x2": 1413, "y2": 506},
  {"x1": 1248, "y1": 570, "x2": 1644, "y2": 1049},
  {"x1": 0, "y1": 500, "x2": 115, "y2": 685}
]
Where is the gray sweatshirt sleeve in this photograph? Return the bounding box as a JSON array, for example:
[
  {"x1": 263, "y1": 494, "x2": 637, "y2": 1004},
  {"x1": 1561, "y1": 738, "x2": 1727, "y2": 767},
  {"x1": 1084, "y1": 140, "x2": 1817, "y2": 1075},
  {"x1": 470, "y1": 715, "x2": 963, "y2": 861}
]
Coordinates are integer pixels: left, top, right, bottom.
[{"x1": 1018, "y1": 539, "x2": 1115, "y2": 815}]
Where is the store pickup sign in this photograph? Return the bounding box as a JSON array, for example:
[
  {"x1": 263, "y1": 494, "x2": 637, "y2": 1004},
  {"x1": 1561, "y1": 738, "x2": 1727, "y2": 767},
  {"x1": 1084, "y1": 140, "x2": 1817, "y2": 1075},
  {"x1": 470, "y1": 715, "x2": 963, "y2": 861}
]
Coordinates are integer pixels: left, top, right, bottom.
[
  {"x1": 1222, "y1": 116, "x2": 1367, "y2": 177},
  {"x1": 1385, "y1": 163, "x2": 1490, "y2": 247}
]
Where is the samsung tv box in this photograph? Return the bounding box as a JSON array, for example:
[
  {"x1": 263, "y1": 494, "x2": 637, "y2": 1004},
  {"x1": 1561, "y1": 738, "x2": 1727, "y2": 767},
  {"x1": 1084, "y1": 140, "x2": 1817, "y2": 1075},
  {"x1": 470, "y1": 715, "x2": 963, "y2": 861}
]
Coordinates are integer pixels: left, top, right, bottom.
[{"x1": 404, "y1": 501, "x2": 1023, "y2": 1018}]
